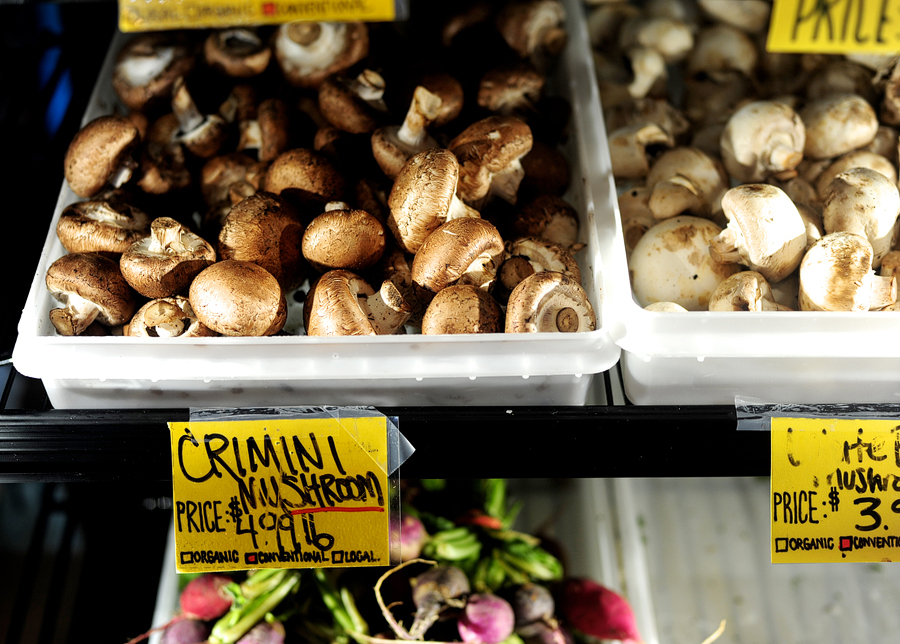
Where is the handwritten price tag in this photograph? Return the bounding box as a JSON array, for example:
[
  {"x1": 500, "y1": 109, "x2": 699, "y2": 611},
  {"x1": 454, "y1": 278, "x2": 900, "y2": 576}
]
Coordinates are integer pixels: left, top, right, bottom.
[
  {"x1": 168, "y1": 412, "x2": 392, "y2": 573},
  {"x1": 768, "y1": 0, "x2": 900, "y2": 54},
  {"x1": 771, "y1": 416, "x2": 900, "y2": 563}
]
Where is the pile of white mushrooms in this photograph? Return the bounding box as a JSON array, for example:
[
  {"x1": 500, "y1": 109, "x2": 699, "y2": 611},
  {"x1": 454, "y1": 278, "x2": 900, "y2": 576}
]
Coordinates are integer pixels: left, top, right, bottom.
[
  {"x1": 592, "y1": 0, "x2": 900, "y2": 313},
  {"x1": 46, "y1": 0, "x2": 599, "y2": 339}
]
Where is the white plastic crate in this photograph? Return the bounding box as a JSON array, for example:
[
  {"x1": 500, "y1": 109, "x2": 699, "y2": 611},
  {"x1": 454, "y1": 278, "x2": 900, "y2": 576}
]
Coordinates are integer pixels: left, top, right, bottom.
[{"x1": 12, "y1": 0, "x2": 623, "y2": 409}]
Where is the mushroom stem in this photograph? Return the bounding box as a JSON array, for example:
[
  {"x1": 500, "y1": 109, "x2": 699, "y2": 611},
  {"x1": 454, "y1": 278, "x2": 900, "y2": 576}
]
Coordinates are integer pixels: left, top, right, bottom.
[
  {"x1": 708, "y1": 227, "x2": 743, "y2": 264},
  {"x1": 867, "y1": 274, "x2": 897, "y2": 310},
  {"x1": 446, "y1": 194, "x2": 480, "y2": 220},
  {"x1": 397, "y1": 86, "x2": 443, "y2": 149},
  {"x1": 365, "y1": 280, "x2": 413, "y2": 334},
  {"x1": 350, "y1": 69, "x2": 386, "y2": 103},
  {"x1": 49, "y1": 294, "x2": 102, "y2": 336},
  {"x1": 490, "y1": 161, "x2": 526, "y2": 204},
  {"x1": 171, "y1": 77, "x2": 205, "y2": 134}
]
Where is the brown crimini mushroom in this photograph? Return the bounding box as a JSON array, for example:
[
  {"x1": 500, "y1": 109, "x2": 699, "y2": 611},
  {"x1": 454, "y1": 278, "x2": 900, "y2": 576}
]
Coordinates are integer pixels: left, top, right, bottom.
[
  {"x1": 304, "y1": 270, "x2": 411, "y2": 336},
  {"x1": 274, "y1": 21, "x2": 369, "y2": 89},
  {"x1": 120, "y1": 217, "x2": 216, "y2": 298},
  {"x1": 45, "y1": 252, "x2": 138, "y2": 336},
  {"x1": 56, "y1": 196, "x2": 151, "y2": 255},
  {"x1": 318, "y1": 69, "x2": 388, "y2": 134},
  {"x1": 496, "y1": 236, "x2": 581, "y2": 302},
  {"x1": 200, "y1": 152, "x2": 266, "y2": 208},
  {"x1": 111, "y1": 33, "x2": 196, "y2": 112},
  {"x1": 505, "y1": 271, "x2": 596, "y2": 333},
  {"x1": 417, "y1": 72, "x2": 465, "y2": 127},
  {"x1": 495, "y1": 0, "x2": 567, "y2": 64},
  {"x1": 449, "y1": 115, "x2": 534, "y2": 208},
  {"x1": 188, "y1": 260, "x2": 287, "y2": 336},
  {"x1": 218, "y1": 192, "x2": 306, "y2": 291},
  {"x1": 302, "y1": 202, "x2": 386, "y2": 273},
  {"x1": 237, "y1": 97, "x2": 291, "y2": 163},
  {"x1": 477, "y1": 61, "x2": 545, "y2": 115},
  {"x1": 204, "y1": 28, "x2": 271, "y2": 78},
  {"x1": 263, "y1": 148, "x2": 346, "y2": 210},
  {"x1": 512, "y1": 194, "x2": 581, "y2": 249},
  {"x1": 371, "y1": 86, "x2": 443, "y2": 179},
  {"x1": 64, "y1": 115, "x2": 140, "y2": 198},
  {"x1": 125, "y1": 296, "x2": 218, "y2": 337},
  {"x1": 135, "y1": 113, "x2": 193, "y2": 196},
  {"x1": 387, "y1": 148, "x2": 480, "y2": 254},
  {"x1": 170, "y1": 76, "x2": 228, "y2": 159},
  {"x1": 411, "y1": 217, "x2": 506, "y2": 297},
  {"x1": 421, "y1": 284, "x2": 504, "y2": 334}
]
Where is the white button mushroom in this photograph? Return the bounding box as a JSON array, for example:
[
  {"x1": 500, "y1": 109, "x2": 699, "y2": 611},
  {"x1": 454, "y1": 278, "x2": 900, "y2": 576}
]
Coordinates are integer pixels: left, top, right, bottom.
[
  {"x1": 708, "y1": 270, "x2": 790, "y2": 311},
  {"x1": 630, "y1": 215, "x2": 740, "y2": 310},
  {"x1": 708, "y1": 184, "x2": 808, "y2": 283},
  {"x1": 798, "y1": 93, "x2": 879, "y2": 160},
  {"x1": 719, "y1": 100, "x2": 806, "y2": 183},
  {"x1": 798, "y1": 231, "x2": 897, "y2": 311},
  {"x1": 645, "y1": 146, "x2": 729, "y2": 220},
  {"x1": 821, "y1": 166, "x2": 900, "y2": 269}
]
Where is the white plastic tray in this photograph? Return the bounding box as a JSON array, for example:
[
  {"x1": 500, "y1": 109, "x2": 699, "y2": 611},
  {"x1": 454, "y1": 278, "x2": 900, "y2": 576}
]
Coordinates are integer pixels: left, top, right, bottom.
[{"x1": 12, "y1": 0, "x2": 623, "y2": 409}]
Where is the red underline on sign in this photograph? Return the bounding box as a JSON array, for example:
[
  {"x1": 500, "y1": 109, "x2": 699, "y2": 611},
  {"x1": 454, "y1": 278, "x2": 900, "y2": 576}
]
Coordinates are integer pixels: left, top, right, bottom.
[{"x1": 290, "y1": 506, "x2": 385, "y2": 515}]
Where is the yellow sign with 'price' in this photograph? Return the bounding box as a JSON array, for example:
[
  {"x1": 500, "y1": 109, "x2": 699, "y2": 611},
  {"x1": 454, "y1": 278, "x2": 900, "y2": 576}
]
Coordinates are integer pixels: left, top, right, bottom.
[
  {"x1": 168, "y1": 412, "x2": 392, "y2": 574},
  {"x1": 771, "y1": 416, "x2": 900, "y2": 563},
  {"x1": 768, "y1": 0, "x2": 900, "y2": 54}
]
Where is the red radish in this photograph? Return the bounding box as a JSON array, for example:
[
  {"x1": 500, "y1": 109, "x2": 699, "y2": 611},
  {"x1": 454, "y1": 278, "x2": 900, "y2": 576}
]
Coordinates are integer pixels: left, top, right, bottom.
[
  {"x1": 400, "y1": 514, "x2": 427, "y2": 561},
  {"x1": 559, "y1": 578, "x2": 642, "y2": 644},
  {"x1": 180, "y1": 573, "x2": 234, "y2": 620},
  {"x1": 160, "y1": 618, "x2": 211, "y2": 644},
  {"x1": 458, "y1": 593, "x2": 516, "y2": 644}
]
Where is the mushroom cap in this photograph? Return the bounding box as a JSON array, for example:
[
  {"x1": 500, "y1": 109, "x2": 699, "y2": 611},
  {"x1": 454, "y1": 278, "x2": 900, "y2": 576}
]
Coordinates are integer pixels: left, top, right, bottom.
[
  {"x1": 512, "y1": 194, "x2": 581, "y2": 248},
  {"x1": 57, "y1": 197, "x2": 151, "y2": 255},
  {"x1": 188, "y1": 260, "x2": 287, "y2": 336},
  {"x1": 64, "y1": 115, "x2": 140, "y2": 198},
  {"x1": 814, "y1": 150, "x2": 897, "y2": 199},
  {"x1": 318, "y1": 71, "x2": 386, "y2": 134},
  {"x1": 303, "y1": 269, "x2": 378, "y2": 336},
  {"x1": 798, "y1": 231, "x2": 894, "y2": 311},
  {"x1": 711, "y1": 183, "x2": 808, "y2": 283},
  {"x1": 505, "y1": 271, "x2": 596, "y2": 333},
  {"x1": 263, "y1": 147, "x2": 346, "y2": 208},
  {"x1": 45, "y1": 252, "x2": 138, "y2": 335},
  {"x1": 200, "y1": 152, "x2": 267, "y2": 207},
  {"x1": 448, "y1": 115, "x2": 534, "y2": 206},
  {"x1": 218, "y1": 192, "x2": 306, "y2": 291},
  {"x1": 708, "y1": 270, "x2": 781, "y2": 312},
  {"x1": 799, "y1": 93, "x2": 879, "y2": 160},
  {"x1": 241, "y1": 98, "x2": 291, "y2": 163},
  {"x1": 421, "y1": 284, "x2": 504, "y2": 334},
  {"x1": 645, "y1": 146, "x2": 729, "y2": 219},
  {"x1": 302, "y1": 206, "x2": 386, "y2": 273},
  {"x1": 274, "y1": 21, "x2": 369, "y2": 89},
  {"x1": 125, "y1": 296, "x2": 218, "y2": 337},
  {"x1": 495, "y1": 0, "x2": 567, "y2": 60},
  {"x1": 821, "y1": 166, "x2": 900, "y2": 269},
  {"x1": 630, "y1": 215, "x2": 740, "y2": 310},
  {"x1": 417, "y1": 72, "x2": 464, "y2": 127},
  {"x1": 203, "y1": 28, "x2": 272, "y2": 78},
  {"x1": 387, "y1": 148, "x2": 471, "y2": 254},
  {"x1": 719, "y1": 100, "x2": 806, "y2": 183},
  {"x1": 111, "y1": 33, "x2": 196, "y2": 112},
  {"x1": 120, "y1": 217, "x2": 216, "y2": 298},
  {"x1": 411, "y1": 217, "x2": 506, "y2": 296},
  {"x1": 497, "y1": 236, "x2": 581, "y2": 301},
  {"x1": 477, "y1": 61, "x2": 545, "y2": 114}
]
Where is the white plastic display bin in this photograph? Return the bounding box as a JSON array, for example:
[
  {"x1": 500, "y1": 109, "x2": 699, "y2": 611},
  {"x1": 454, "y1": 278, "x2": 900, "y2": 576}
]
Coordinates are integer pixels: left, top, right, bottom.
[{"x1": 12, "y1": 0, "x2": 623, "y2": 409}]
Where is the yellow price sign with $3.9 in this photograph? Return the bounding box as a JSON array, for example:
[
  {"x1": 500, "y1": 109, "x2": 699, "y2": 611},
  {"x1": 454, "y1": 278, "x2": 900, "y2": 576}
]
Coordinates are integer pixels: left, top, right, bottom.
[{"x1": 771, "y1": 416, "x2": 900, "y2": 563}]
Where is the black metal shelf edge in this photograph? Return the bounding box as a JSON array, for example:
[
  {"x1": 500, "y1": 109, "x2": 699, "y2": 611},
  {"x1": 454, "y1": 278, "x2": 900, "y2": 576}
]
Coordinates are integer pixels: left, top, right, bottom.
[{"x1": 0, "y1": 404, "x2": 760, "y2": 481}]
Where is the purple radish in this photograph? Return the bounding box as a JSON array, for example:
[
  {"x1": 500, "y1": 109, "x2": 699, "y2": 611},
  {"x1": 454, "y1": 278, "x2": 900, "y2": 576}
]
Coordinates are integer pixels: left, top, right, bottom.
[
  {"x1": 458, "y1": 593, "x2": 516, "y2": 644},
  {"x1": 560, "y1": 578, "x2": 642, "y2": 644},
  {"x1": 236, "y1": 620, "x2": 286, "y2": 644},
  {"x1": 180, "y1": 573, "x2": 234, "y2": 620},
  {"x1": 510, "y1": 583, "x2": 555, "y2": 637},
  {"x1": 160, "y1": 618, "x2": 211, "y2": 644},
  {"x1": 400, "y1": 514, "x2": 427, "y2": 561},
  {"x1": 409, "y1": 565, "x2": 471, "y2": 639}
]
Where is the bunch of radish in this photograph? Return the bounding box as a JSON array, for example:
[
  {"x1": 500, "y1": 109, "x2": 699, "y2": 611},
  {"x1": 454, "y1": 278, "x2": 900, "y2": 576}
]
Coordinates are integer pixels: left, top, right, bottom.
[{"x1": 136, "y1": 479, "x2": 644, "y2": 644}]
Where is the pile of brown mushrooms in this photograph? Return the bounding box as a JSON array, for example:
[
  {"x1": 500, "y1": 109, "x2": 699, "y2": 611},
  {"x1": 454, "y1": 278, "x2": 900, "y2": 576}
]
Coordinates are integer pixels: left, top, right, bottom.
[
  {"x1": 47, "y1": 0, "x2": 598, "y2": 339},
  {"x1": 591, "y1": 0, "x2": 900, "y2": 313}
]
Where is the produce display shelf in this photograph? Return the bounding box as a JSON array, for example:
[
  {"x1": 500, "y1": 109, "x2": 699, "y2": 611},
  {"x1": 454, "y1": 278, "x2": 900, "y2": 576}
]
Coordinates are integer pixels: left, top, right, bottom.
[{"x1": 0, "y1": 361, "x2": 761, "y2": 482}]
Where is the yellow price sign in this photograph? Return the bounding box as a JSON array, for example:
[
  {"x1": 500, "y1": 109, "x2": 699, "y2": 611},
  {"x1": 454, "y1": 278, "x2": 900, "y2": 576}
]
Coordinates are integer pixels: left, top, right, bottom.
[
  {"x1": 168, "y1": 411, "x2": 393, "y2": 573},
  {"x1": 768, "y1": 0, "x2": 900, "y2": 54},
  {"x1": 119, "y1": 0, "x2": 397, "y2": 33},
  {"x1": 771, "y1": 416, "x2": 900, "y2": 563}
]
